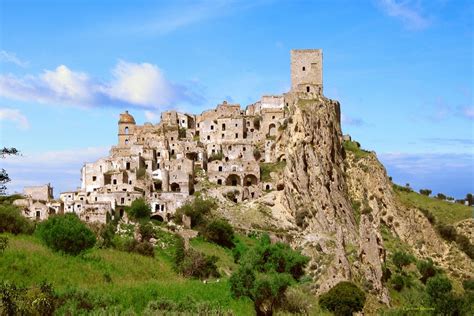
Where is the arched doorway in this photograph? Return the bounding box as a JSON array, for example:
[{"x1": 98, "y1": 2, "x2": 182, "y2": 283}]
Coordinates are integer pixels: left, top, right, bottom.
[
  {"x1": 243, "y1": 174, "x2": 258, "y2": 186},
  {"x1": 151, "y1": 214, "x2": 164, "y2": 222},
  {"x1": 225, "y1": 174, "x2": 241, "y2": 186},
  {"x1": 268, "y1": 123, "x2": 276, "y2": 136}
]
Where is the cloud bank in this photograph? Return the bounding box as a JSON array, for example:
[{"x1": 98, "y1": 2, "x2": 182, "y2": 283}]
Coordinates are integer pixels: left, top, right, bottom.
[{"x1": 0, "y1": 60, "x2": 203, "y2": 109}]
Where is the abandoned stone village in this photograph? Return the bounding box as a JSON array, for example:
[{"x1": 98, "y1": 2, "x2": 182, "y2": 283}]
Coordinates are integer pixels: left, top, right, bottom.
[{"x1": 14, "y1": 49, "x2": 324, "y2": 224}]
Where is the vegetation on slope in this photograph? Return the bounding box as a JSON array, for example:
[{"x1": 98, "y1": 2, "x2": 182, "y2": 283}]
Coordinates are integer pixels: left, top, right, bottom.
[{"x1": 394, "y1": 185, "x2": 472, "y2": 225}]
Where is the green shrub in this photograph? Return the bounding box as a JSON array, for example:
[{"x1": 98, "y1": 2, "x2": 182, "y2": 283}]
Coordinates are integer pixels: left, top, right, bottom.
[
  {"x1": 455, "y1": 234, "x2": 474, "y2": 259},
  {"x1": 176, "y1": 248, "x2": 219, "y2": 279},
  {"x1": 463, "y1": 278, "x2": 474, "y2": 291},
  {"x1": 251, "y1": 272, "x2": 293, "y2": 316},
  {"x1": 133, "y1": 241, "x2": 155, "y2": 257},
  {"x1": 0, "y1": 204, "x2": 35, "y2": 235},
  {"x1": 419, "y1": 189, "x2": 432, "y2": 196},
  {"x1": 230, "y1": 265, "x2": 256, "y2": 298},
  {"x1": 126, "y1": 198, "x2": 151, "y2": 220},
  {"x1": 208, "y1": 151, "x2": 224, "y2": 162},
  {"x1": 417, "y1": 258, "x2": 437, "y2": 284},
  {"x1": 0, "y1": 281, "x2": 56, "y2": 316},
  {"x1": 36, "y1": 213, "x2": 96, "y2": 255},
  {"x1": 139, "y1": 222, "x2": 155, "y2": 242},
  {"x1": 319, "y1": 281, "x2": 366, "y2": 316},
  {"x1": 436, "y1": 223, "x2": 457, "y2": 241},
  {"x1": 232, "y1": 239, "x2": 247, "y2": 263},
  {"x1": 281, "y1": 286, "x2": 311, "y2": 314},
  {"x1": 253, "y1": 148, "x2": 261, "y2": 161},
  {"x1": 419, "y1": 208, "x2": 436, "y2": 224},
  {"x1": 392, "y1": 251, "x2": 413, "y2": 271},
  {"x1": 0, "y1": 236, "x2": 8, "y2": 253},
  {"x1": 425, "y1": 275, "x2": 465, "y2": 315},
  {"x1": 174, "y1": 196, "x2": 216, "y2": 228},
  {"x1": 202, "y1": 219, "x2": 234, "y2": 248},
  {"x1": 390, "y1": 274, "x2": 405, "y2": 292}
]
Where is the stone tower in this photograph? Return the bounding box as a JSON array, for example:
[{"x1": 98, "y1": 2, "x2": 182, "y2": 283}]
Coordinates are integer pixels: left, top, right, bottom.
[
  {"x1": 118, "y1": 111, "x2": 136, "y2": 147},
  {"x1": 290, "y1": 49, "x2": 323, "y2": 95}
]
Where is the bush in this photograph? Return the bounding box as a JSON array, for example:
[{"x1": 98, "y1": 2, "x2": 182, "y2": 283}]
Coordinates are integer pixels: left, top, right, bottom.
[
  {"x1": 126, "y1": 198, "x2": 151, "y2": 220},
  {"x1": 463, "y1": 279, "x2": 474, "y2": 291},
  {"x1": 0, "y1": 204, "x2": 35, "y2": 235},
  {"x1": 436, "y1": 223, "x2": 457, "y2": 241},
  {"x1": 232, "y1": 239, "x2": 247, "y2": 263},
  {"x1": 139, "y1": 222, "x2": 155, "y2": 242},
  {"x1": 425, "y1": 275, "x2": 465, "y2": 315},
  {"x1": 36, "y1": 213, "x2": 96, "y2": 255},
  {"x1": 281, "y1": 286, "x2": 311, "y2": 314},
  {"x1": 392, "y1": 251, "x2": 413, "y2": 271},
  {"x1": 174, "y1": 196, "x2": 216, "y2": 228},
  {"x1": 133, "y1": 241, "x2": 155, "y2": 257},
  {"x1": 251, "y1": 272, "x2": 293, "y2": 316},
  {"x1": 426, "y1": 275, "x2": 452, "y2": 302},
  {"x1": 0, "y1": 281, "x2": 56, "y2": 316},
  {"x1": 208, "y1": 151, "x2": 223, "y2": 162},
  {"x1": 319, "y1": 281, "x2": 366, "y2": 316},
  {"x1": 0, "y1": 236, "x2": 8, "y2": 253},
  {"x1": 419, "y1": 189, "x2": 432, "y2": 196},
  {"x1": 230, "y1": 265, "x2": 256, "y2": 298},
  {"x1": 253, "y1": 148, "x2": 261, "y2": 161},
  {"x1": 455, "y1": 234, "x2": 474, "y2": 259},
  {"x1": 390, "y1": 274, "x2": 405, "y2": 292},
  {"x1": 202, "y1": 219, "x2": 234, "y2": 248},
  {"x1": 176, "y1": 248, "x2": 219, "y2": 279},
  {"x1": 419, "y1": 208, "x2": 436, "y2": 224},
  {"x1": 417, "y1": 259, "x2": 437, "y2": 284}
]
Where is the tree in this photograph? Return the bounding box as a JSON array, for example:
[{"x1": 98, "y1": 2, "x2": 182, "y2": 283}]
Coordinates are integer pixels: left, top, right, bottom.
[
  {"x1": 319, "y1": 281, "x2": 366, "y2": 316},
  {"x1": 36, "y1": 213, "x2": 96, "y2": 255},
  {"x1": 436, "y1": 193, "x2": 447, "y2": 200},
  {"x1": 425, "y1": 275, "x2": 464, "y2": 315},
  {"x1": 417, "y1": 259, "x2": 437, "y2": 284},
  {"x1": 203, "y1": 219, "x2": 234, "y2": 248},
  {"x1": 0, "y1": 147, "x2": 19, "y2": 195},
  {"x1": 251, "y1": 273, "x2": 293, "y2": 316},
  {"x1": 392, "y1": 251, "x2": 413, "y2": 271},
  {"x1": 466, "y1": 193, "x2": 473, "y2": 206},
  {"x1": 230, "y1": 265, "x2": 256, "y2": 298},
  {"x1": 0, "y1": 204, "x2": 35, "y2": 235},
  {"x1": 126, "y1": 198, "x2": 151, "y2": 220},
  {"x1": 419, "y1": 189, "x2": 432, "y2": 196}
]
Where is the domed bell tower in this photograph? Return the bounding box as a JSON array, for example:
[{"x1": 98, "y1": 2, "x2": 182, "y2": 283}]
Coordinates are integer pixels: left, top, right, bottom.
[{"x1": 118, "y1": 111, "x2": 136, "y2": 147}]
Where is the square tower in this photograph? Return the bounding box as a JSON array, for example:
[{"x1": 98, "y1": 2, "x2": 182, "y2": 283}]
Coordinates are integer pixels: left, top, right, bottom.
[{"x1": 290, "y1": 49, "x2": 323, "y2": 95}]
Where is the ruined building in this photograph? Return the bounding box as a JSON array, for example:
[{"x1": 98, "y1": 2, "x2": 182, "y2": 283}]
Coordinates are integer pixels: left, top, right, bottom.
[{"x1": 16, "y1": 49, "x2": 324, "y2": 224}]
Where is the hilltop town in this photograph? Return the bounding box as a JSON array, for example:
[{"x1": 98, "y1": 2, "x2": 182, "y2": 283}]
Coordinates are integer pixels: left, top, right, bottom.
[{"x1": 14, "y1": 49, "x2": 325, "y2": 224}]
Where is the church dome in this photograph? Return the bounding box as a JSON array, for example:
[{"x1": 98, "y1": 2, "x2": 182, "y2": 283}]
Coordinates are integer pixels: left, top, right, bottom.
[{"x1": 119, "y1": 111, "x2": 136, "y2": 124}]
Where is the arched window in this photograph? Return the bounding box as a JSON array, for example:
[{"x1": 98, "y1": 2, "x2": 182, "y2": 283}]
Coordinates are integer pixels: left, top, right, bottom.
[
  {"x1": 302, "y1": 66, "x2": 306, "y2": 71},
  {"x1": 125, "y1": 139, "x2": 129, "y2": 145},
  {"x1": 125, "y1": 126, "x2": 129, "y2": 134},
  {"x1": 306, "y1": 86, "x2": 310, "y2": 93}
]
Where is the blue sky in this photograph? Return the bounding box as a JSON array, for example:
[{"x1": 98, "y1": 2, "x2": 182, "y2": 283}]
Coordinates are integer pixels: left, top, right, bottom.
[{"x1": 0, "y1": 0, "x2": 473, "y2": 198}]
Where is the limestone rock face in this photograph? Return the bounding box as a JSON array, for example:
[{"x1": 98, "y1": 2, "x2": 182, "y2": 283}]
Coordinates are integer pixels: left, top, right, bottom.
[{"x1": 279, "y1": 94, "x2": 390, "y2": 302}]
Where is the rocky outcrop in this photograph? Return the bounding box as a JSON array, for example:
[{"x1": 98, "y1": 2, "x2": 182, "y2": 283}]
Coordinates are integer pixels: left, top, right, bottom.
[{"x1": 279, "y1": 93, "x2": 389, "y2": 303}]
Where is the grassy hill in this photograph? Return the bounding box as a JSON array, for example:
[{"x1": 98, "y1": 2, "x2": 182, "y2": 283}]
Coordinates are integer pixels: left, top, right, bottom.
[
  {"x1": 0, "y1": 233, "x2": 253, "y2": 315},
  {"x1": 394, "y1": 185, "x2": 472, "y2": 225}
]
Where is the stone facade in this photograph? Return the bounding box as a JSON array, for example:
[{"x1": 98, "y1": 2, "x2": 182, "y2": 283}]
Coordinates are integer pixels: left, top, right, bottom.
[{"x1": 18, "y1": 49, "x2": 324, "y2": 224}]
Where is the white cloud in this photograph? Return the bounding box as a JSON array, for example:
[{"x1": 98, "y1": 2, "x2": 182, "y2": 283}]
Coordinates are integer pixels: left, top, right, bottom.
[
  {"x1": 144, "y1": 110, "x2": 160, "y2": 123},
  {"x1": 0, "y1": 61, "x2": 202, "y2": 109},
  {"x1": 103, "y1": 61, "x2": 175, "y2": 106},
  {"x1": 0, "y1": 50, "x2": 28, "y2": 67},
  {"x1": 42, "y1": 65, "x2": 92, "y2": 101},
  {"x1": 0, "y1": 108, "x2": 30, "y2": 130},
  {"x1": 375, "y1": 0, "x2": 431, "y2": 30}
]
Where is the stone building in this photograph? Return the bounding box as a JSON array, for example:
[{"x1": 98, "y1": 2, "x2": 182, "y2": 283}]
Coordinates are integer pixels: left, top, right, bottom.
[{"x1": 17, "y1": 49, "x2": 324, "y2": 224}]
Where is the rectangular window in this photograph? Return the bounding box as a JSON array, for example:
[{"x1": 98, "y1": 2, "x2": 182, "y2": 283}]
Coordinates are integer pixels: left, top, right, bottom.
[
  {"x1": 92, "y1": 176, "x2": 97, "y2": 181},
  {"x1": 235, "y1": 133, "x2": 238, "y2": 138}
]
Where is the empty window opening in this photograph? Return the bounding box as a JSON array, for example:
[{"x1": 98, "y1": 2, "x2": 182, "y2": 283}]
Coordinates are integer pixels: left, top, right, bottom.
[
  {"x1": 306, "y1": 86, "x2": 310, "y2": 93},
  {"x1": 302, "y1": 66, "x2": 305, "y2": 71},
  {"x1": 218, "y1": 166, "x2": 223, "y2": 172},
  {"x1": 36, "y1": 211, "x2": 40, "y2": 219},
  {"x1": 125, "y1": 126, "x2": 129, "y2": 134},
  {"x1": 211, "y1": 125, "x2": 214, "y2": 130},
  {"x1": 217, "y1": 179, "x2": 222, "y2": 185},
  {"x1": 235, "y1": 133, "x2": 238, "y2": 138},
  {"x1": 222, "y1": 124, "x2": 226, "y2": 131},
  {"x1": 272, "y1": 116, "x2": 275, "y2": 119},
  {"x1": 125, "y1": 139, "x2": 129, "y2": 145},
  {"x1": 113, "y1": 179, "x2": 117, "y2": 185},
  {"x1": 121, "y1": 197, "x2": 125, "y2": 204},
  {"x1": 207, "y1": 135, "x2": 210, "y2": 140},
  {"x1": 126, "y1": 162, "x2": 130, "y2": 170},
  {"x1": 92, "y1": 176, "x2": 97, "y2": 181}
]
